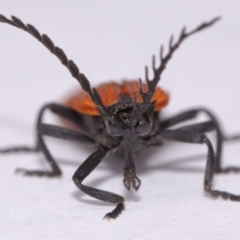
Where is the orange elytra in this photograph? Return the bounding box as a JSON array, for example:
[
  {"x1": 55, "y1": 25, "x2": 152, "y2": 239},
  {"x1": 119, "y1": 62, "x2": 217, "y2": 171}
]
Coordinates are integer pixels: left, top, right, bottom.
[{"x1": 64, "y1": 80, "x2": 169, "y2": 115}]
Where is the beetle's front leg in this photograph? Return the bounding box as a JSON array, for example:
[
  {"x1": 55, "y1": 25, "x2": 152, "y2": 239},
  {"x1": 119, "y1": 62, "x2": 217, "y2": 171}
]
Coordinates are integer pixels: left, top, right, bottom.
[
  {"x1": 151, "y1": 128, "x2": 240, "y2": 201},
  {"x1": 72, "y1": 144, "x2": 125, "y2": 219}
]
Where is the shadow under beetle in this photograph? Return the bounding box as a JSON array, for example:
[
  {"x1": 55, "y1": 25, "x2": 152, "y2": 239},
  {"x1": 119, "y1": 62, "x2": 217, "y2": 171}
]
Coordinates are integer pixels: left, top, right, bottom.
[{"x1": 1, "y1": 14, "x2": 240, "y2": 219}]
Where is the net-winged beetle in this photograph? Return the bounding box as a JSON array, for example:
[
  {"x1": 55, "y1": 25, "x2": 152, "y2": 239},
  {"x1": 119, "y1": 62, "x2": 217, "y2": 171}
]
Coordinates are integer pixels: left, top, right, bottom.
[{"x1": 1, "y1": 14, "x2": 240, "y2": 219}]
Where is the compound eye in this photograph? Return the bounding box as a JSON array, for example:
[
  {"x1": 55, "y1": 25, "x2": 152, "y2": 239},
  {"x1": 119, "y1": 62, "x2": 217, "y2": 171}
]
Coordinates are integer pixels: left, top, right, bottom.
[
  {"x1": 106, "y1": 120, "x2": 122, "y2": 136},
  {"x1": 135, "y1": 114, "x2": 152, "y2": 136}
]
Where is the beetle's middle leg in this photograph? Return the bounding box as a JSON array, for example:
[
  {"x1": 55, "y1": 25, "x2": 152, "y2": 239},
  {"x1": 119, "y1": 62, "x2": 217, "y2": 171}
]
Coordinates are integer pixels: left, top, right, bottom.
[
  {"x1": 0, "y1": 103, "x2": 95, "y2": 177},
  {"x1": 160, "y1": 108, "x2": 240, "y2": 173}
]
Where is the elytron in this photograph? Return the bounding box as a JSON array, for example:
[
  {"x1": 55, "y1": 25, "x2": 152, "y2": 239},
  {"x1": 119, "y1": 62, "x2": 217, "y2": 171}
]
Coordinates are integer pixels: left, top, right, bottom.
[{"x1": 0, "y1": 14, "x2": 239, "y2": 219}]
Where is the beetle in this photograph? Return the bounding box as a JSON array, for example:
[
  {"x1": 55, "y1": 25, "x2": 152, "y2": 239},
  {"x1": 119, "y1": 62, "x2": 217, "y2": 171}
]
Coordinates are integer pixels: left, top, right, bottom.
[{"x1": 0, "y1": 14, "x2": 240, "y2": 219}]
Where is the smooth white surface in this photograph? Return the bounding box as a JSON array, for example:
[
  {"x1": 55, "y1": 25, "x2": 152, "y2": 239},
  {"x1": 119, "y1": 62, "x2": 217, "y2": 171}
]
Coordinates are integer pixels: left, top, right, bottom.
[{"x1": 0, "y1": 1, "x2": 240, "y2": 240}]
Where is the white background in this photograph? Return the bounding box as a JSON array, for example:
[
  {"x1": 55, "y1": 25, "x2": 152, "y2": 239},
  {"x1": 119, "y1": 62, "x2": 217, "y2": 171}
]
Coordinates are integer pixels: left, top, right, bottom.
[{"x1": 0, "y1": 1, "x2": 240, "y2": 239}]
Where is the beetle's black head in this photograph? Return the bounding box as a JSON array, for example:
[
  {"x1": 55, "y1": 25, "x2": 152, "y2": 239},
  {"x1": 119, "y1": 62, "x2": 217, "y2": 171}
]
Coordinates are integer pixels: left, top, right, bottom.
[{"x1": 105, "y1": 95, "x2": 154, "y2": 138}]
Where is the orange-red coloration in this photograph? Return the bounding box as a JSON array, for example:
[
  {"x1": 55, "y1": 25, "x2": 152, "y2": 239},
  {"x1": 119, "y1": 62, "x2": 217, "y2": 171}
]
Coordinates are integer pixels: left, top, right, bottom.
[{"x1": 65, "y1": 80, "x2": 169, "y2": 116}]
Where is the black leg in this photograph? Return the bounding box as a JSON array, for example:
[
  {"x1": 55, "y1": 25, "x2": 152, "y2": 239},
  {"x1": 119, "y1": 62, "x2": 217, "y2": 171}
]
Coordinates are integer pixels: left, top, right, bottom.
[
  {"x1": 0, "y1": 103, "x2": 95, "y2": 177},
  {"x1": 135, "y1": 120, "x2": 215, "y2": 151},
  {"x1": 48, "y1": 103, "x2": 88, "y2": 129},
  {"x1": 161, "y1": 109, "x2": 200, "y2": 129},
  {"x1": 72, "y1": 145, "x2": 124, "y2": 219},
  {"x1": 177, "y1": 121, "x2": 215, "y2": 133},
  {"x1": 151, "y1": 129, "x2": 240, "y2": 201},
  {"x1": 161, "y1": 107, "x2": 240, "y2": 173},
  {"x1": 39, "y1": 124, "x2": 94, "y2": 144}
]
